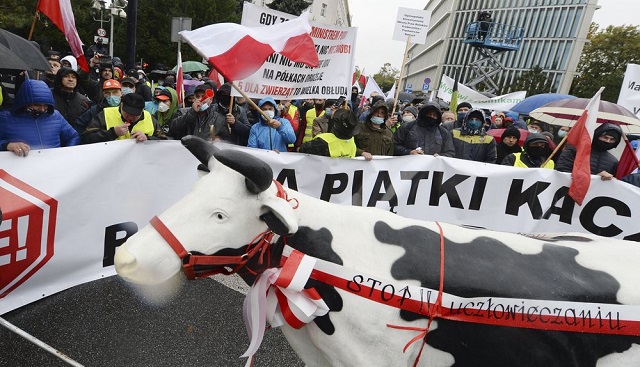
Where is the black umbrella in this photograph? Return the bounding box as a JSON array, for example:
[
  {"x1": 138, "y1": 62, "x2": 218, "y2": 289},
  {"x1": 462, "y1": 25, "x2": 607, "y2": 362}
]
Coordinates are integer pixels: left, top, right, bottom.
[
  {"x1": 0, "y1": 29, "x2": 50, "y2": 71},
  {"x1": 398, "y1": 91, "x2": 415, "y2": 102},
  {"x1": 0, "y1": 42, "x2": 32, "y2": 71}
]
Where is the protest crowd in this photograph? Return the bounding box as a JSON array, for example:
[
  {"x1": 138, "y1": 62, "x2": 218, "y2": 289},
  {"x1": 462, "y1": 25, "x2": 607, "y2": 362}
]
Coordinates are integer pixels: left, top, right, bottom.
[{"x1": 1, "y1": 20, "x2": 639, "y2": 191}]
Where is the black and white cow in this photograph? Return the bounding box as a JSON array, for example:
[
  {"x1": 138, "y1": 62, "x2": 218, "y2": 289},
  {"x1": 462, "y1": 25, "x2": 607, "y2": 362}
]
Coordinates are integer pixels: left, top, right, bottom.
[{"x1": 115, "y1": 136, "x2": 640, "y2": 366}]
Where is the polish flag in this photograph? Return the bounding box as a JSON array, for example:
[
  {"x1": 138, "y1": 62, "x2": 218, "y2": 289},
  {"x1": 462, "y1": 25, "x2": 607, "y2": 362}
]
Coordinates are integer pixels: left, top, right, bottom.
[
  {"x1": 176, "y1": 51, "x2": 184, "y2": 106},
  {"x1": 565, "y1": 87, "x2": 604, "y2": 205},
  {"x1": 37, "y1": 0, "x2": 89, "y2": 72},
  {"x1": 179, "y1": 11, "x2": 319, "y2": 82}
]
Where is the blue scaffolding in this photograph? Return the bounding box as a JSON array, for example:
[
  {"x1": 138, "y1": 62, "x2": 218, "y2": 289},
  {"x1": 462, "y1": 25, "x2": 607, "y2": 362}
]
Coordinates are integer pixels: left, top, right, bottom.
[{"x1": 463, "y1": 21, "x2": 524, "y2": 93}]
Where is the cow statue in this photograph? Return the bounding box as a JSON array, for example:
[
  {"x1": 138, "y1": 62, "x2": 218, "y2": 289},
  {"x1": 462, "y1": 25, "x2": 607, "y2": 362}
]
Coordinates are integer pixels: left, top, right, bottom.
[{"x1": 115, "y1": 136, "x2": 640, "y2": 366}]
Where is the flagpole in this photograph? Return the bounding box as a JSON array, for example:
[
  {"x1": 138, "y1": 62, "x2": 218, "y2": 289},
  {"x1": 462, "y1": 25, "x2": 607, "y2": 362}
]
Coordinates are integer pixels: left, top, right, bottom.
[
  {"x1": 392, "y1": 36, "x2": 411, "y2": 116},
  {"x1": 540, "y1": 135, "x2": 568, "y2": 167},
  {"x1": 28, "y1": 9, "x2": 39, "y2": 41}
]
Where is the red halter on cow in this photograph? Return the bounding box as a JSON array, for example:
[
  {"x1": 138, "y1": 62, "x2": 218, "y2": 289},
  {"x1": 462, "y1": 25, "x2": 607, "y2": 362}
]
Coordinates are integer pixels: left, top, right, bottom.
[{"x1": 115, "y1": 136, "x2": 640, "y2": 366}]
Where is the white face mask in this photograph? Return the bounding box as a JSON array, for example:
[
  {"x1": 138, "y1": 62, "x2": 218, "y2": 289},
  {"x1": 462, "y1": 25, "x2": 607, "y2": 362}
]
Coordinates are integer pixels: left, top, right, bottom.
[
  {"x1": 402, "y1": 115, "x2": 414, "y2": 123},
  {"x1": 371, "y1": 116, "x2": 385, "y2": 125},
  {"x1": 264, "y1": 110, "x2": 275, "y2": 119},
  {"x1": 121, "y1": 87, "x2": 134, "y2": 95},
  {"x1": 157, "y1": 102, "x2": 169, "y2": 113}
]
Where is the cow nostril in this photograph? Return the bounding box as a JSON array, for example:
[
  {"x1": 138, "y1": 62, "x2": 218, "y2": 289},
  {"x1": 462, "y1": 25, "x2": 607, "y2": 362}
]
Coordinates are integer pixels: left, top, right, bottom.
[{"x1": 114, "y1": 245, "x2": 136, "y2": 273}]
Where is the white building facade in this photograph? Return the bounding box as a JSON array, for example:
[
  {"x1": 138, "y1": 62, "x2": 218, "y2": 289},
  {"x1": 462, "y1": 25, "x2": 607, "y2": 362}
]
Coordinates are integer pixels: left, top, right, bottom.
[
  {"x1": 250, "y1": 0, "x2": 351, "y2": 27},
  {"x1": 404, "y1": 0, "x2": 600, "y2": 96}
]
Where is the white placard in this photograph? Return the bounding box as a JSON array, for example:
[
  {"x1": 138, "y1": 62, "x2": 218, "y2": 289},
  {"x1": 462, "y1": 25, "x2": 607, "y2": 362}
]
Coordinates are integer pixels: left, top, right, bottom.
[
  {"x1": 438, "y1": 74, "x2": 527, "y2": 111},
  {"x1": 393, "y1": 7, "x2": 432, "y2": 45},
  {"x1": 617, "y1": 64, "x2": 640, "y2": 117}
]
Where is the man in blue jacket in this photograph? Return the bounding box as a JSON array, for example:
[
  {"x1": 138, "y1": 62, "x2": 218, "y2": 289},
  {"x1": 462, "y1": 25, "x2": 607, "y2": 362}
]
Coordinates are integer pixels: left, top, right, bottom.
[
  {"x1": 248, "y1": 97, "x2": 295, "y2": 152},
  {"x1": 0, "y1": 80, "x2": 79, "y2": 157}
]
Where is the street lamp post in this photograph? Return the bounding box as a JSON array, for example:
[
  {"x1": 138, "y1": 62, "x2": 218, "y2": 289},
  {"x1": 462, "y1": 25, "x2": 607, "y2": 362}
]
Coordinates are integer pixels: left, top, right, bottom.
[{"x1": 91, "y1": 0, "x2": 127, "y2": 57}]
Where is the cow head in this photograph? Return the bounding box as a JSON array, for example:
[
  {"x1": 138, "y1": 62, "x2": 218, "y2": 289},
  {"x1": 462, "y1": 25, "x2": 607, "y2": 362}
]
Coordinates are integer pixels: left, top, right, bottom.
[{"x1": 114, "y1": 136, "x2": 298, "y2": 285}]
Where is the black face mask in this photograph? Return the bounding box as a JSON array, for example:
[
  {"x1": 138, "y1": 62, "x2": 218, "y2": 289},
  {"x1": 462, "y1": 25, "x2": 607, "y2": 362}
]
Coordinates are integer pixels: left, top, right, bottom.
[
  {"x1": 25, "y1": 107, "x2": 45, "y2": 119},
  {"x1": 218, "y1": 103, "x2": 229, "y2": 114},
  {"x1": 526, "y1": 146, "x2": 547, "y2": 158},
  {"x1": 593, "y1": 138, "x2": 617, "y2": 152}
]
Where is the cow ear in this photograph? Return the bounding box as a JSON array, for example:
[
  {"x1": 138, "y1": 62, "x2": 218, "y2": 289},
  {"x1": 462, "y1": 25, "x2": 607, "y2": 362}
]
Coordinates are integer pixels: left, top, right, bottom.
[{"x1": 260, "y1": 197, "x2": 298, "y2": 236}]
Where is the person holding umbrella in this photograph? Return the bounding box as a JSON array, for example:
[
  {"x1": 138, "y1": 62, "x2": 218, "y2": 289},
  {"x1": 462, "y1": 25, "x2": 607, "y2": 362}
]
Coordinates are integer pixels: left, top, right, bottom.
[{"x1": 555, "y1": 123, "x2": 622, "y2": 180}]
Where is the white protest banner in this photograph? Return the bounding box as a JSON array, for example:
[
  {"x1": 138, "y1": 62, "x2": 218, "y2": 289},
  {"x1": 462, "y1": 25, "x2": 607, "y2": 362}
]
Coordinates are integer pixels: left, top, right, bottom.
[
  {"x1": 236, "y1": 2, "x2": 356, "y2": 99},
  {"x1": 393, "y1": 7, "x2": 432, "y2": 44},
  {"x1": 617, "y1": 64, "x2": 640, "y2": 117},
  {"x1": 438, "y1": 74, "x2": 526, "y2": 111},
  {"x1": 2, "y1": 141, "x2": 639, "y2": 314}
]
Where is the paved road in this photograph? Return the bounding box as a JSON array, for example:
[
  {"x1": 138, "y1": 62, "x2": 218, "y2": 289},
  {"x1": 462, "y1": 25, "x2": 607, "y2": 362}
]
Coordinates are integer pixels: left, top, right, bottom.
[{"x1": 0, "y1": 276, "x2": 304, "y2": 367}]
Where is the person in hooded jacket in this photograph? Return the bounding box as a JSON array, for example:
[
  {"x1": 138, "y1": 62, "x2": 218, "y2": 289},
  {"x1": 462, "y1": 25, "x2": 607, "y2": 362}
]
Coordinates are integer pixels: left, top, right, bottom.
[
  {"x1": 393, "y1": 102, "x2": 455, "y2": 157},
  {"x1": 211, "y1": 83, "x2": 251, "y2": 146},
  {"x1": 502, "y1": 133, "x2": 554, "y2": 169},
  {"x1": 152, "y1": 87, "x2": 179, "y2": 135},
  {"x1": 52, "y1": 67, "x2": 92, "y2": 127},
  {"x1": 496, "y1": 127, "x2": 523, "y2": 164},
  {"x1": 451, "y1": 108, "x2": 497, "y2": 163},
  {"x1": 248, "y1": 97, "x2": 296, "y2": 152},
  {"x1": 0, "y1": 80, "x2": 79, "y2": 156},
  {"x1": 555, "y1": 123, "x2": 622, "y2": 180},
  {"x1": 354, "y1": 100, "x2": 394, "y2": 160}
]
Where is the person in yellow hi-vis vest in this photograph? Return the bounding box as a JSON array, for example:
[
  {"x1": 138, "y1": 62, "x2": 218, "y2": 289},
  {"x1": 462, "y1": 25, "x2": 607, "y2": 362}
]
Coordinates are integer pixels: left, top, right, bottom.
[
  {"x1": 501, "y1": 133, "x2": 554, "y2": 169},
  {"x1": 299, "y1": 109, "x2": 360, "y2": 158},
  {"x1": 82, "y1": 93, "x2": 164, "y2": 144}
]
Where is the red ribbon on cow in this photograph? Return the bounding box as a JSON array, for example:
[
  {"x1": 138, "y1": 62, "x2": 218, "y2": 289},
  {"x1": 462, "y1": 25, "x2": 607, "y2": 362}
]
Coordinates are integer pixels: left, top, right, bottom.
[{"x1": 386, "y1": 221, "x2": 446, "y2": 367}]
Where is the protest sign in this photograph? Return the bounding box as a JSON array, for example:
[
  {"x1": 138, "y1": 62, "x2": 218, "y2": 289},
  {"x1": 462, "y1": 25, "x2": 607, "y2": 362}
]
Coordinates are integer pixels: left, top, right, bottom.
[
  {"x1": 393, "y1": 7, "x2": 432, "y2": 44},
  {"x1": 438, "y1": 74, "x2": 526, "y2": 111},
  {"x1": 617, "y1": 64, "x2": 640, "y2": 117}
]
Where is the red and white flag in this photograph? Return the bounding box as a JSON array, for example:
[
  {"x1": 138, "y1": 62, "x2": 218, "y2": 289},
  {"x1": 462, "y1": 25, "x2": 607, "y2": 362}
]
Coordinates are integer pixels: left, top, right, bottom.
[
  {"x1": 37, "y1": 0, "x2": 89, "y2": 72},
  {"x1": 179, "y1": 11, "x2": 319, "y2": 81},
  {"x1": 176, "y1": 51, "x2": 184, "y2": 106},
  {"x1": 566, "y1": 87, "x2": 604, "y2": 205}
]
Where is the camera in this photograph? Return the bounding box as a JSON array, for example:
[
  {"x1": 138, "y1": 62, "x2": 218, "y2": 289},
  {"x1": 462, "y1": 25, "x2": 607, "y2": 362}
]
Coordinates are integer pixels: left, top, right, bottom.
[{"x1": 99, "y1": 55, "x2": 112, "y2": 65}]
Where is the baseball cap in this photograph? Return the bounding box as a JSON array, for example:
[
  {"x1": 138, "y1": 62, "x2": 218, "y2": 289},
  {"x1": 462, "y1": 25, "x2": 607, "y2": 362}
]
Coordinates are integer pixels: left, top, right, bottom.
[
  {"x1": 121, "y1": 93, "x2": 145, "y2": 116},
  {"x1": 102, "y1": 79, "x2": 121, "y2": 90},
  {"x1": 155, "y1": 89, "x2": 171, "y2": 101},
  {"x1": 120, "y1": 77, "x2": 137, "y2": 88}
]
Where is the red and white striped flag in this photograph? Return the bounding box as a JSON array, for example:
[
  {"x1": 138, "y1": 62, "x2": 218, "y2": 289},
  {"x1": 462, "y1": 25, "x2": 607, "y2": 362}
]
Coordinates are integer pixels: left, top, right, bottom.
[
  {"x1": 37, "y1": 0, "x2": 89, "y2": 72},
  {"x1": 179, "y1": 11, "x2": 319, "y2": 81},
  {"x1": 566, "y1": 87, "x2": 604, "y2": 205}
]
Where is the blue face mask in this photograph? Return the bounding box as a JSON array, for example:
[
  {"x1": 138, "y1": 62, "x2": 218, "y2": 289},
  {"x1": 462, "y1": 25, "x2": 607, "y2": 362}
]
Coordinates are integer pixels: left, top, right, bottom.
[
  {"x1": 200, "y1": 102, "x2": 210, "y2": 112},
  {"x1": 467, "y1": 118, "x2": 482, "y2": 130},
  {"x1": 371, "y1": 116, "x2": 385, "y2": 125},
  {"x1": 457, "y1": 112, "x2": 466, "y2": 121},
  {"x1": 325, "y1": 108, "x2": 332, "y2": 117},
  {"x1": 106, "y1": 96, "x2": 121, "y2": 107}
]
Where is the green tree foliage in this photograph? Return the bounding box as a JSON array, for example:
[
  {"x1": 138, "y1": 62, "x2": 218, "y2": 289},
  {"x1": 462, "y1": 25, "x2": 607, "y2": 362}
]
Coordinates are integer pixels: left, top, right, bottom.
[
  {"x1": 570, "y1": 24, "x2": 640, "y2": 102},
  {"x1": 267, "y1": 0, "x2": 311, "y2": 16},
  {"x1": 510, "y1": 66, "x2": 552, "y2": 95},
  {"x1": 2, "y1": 0, "x2": 240, "y2": 72},
  {"x1": 373, "y1": 63, "x2": 399, "y2": 92}
]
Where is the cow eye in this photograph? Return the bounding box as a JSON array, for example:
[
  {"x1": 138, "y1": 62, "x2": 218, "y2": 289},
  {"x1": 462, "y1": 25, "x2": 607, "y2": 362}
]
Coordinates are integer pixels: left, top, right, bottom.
[{"x1": 210, "y1": 211, "x2": 228, "y2": 222}]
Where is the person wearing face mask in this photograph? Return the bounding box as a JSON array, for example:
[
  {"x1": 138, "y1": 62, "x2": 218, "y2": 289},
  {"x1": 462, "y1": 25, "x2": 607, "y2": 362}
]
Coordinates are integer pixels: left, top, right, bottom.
[
  {"x1": 153, "y1": 88, "x2": 179, "y2": 134},
  {"x1": 294, "y1": 98, "x2": 315, "y2": 151},
  {"x1": 312, "y1": 99, "x2": 337, "y2": 137},
  {"x1": 354, "y1": 100, "x2": 394, "y2": 160},
  {"x1": 74, "y1": 79, "x2": 122, "y2": 135},
  {"x1": 502, "y1": 133, "x2": 554, "y2": 169},
  {"x1": 554, "y1": 126, "x2": 570, "y2": 145},
  {"x1": 210, "y1": 83, "x2": 251, "y2": 146},
  {"x1": 299, "y1": 109, "x2": 360, "y2": 158},
  {"x1": 393, "y1": 103, "x2": 455, "y2": 157},
  {"x1": 451, "y1": 108, "x2": 497, "y2": 163},
  {"x1": 527, "y1": 120, "x2": 543, "y2": 134},
  {"x1": 443, "y1": 101, "x2": 472, "y2": 131},
  {"x1": 120, "y1": 77, "x2": 137, "y2": 96},
  {"x1": 0, "y1": 80, "x2": 79, "y2": 156},
  {"x1": 302, "y1": 98, "x2": 326, "y2": 145},
  {"x1": 556, "y1": 123, "x2": 622, "y2": 181},
  {"x1": 82, "y1": 93, "x2": 164, "y2": 144},
  {"x1": 168, "y1": 84, "x2": 225, "y2": 141},
  {"x1": 52, "y1": 67, "x2": 92, "y2": 127},
  {"x1": 248, "y1": 97, "x2": 296, "y2": 152}
]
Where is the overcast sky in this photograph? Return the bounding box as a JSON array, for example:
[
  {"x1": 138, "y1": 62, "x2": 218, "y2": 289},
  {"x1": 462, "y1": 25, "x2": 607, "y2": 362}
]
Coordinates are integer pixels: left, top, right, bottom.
[{"x1": 348, "y1": 0, "x2": 638, "y2": 75}]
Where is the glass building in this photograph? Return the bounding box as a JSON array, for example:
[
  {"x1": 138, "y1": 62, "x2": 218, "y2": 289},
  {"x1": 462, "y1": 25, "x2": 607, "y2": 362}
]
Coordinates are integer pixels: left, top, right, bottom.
[{"x1": 403, "y1": 0, "x2": 600, "y2": 96}]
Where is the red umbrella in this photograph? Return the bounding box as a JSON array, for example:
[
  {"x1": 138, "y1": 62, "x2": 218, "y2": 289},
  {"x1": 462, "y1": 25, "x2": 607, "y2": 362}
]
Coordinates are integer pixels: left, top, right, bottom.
[
  {"x1": 529, "y1": 98, "x2": 640, "y2": 133},
  {"x1": 486, "y1": 128, "x2": 529, "y2": 145}
]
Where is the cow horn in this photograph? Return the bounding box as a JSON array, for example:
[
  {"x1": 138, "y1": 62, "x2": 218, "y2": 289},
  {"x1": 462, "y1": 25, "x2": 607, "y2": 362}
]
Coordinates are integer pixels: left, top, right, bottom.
[
  {"x1": 181, "y1": 136, "x2": 219, "y2": 167},
  {"x1": 213, "y1": 149, "x2": 273, "y2": 194}
]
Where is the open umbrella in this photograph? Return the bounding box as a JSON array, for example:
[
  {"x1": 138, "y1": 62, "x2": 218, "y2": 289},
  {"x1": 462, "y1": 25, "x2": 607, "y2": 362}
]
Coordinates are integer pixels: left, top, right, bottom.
[
  {"x1": 0, "y1": 29, "x2": 50, "y2": 71},
  {"x1": 529, "y1": 98, "x2": 640, "y2": 134},
  {"x1": 0, "y1": 42, "x2": 32, "y2": 71},
  {"x1": 509, "y1": 93, "x2": 576, "y2": 115},
  {"x1": 172, "y1": 61, "x2": 209, "y2": 73},
  {"x1": 486, "y1": 128, "x2": 529, "y2": 145}
]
